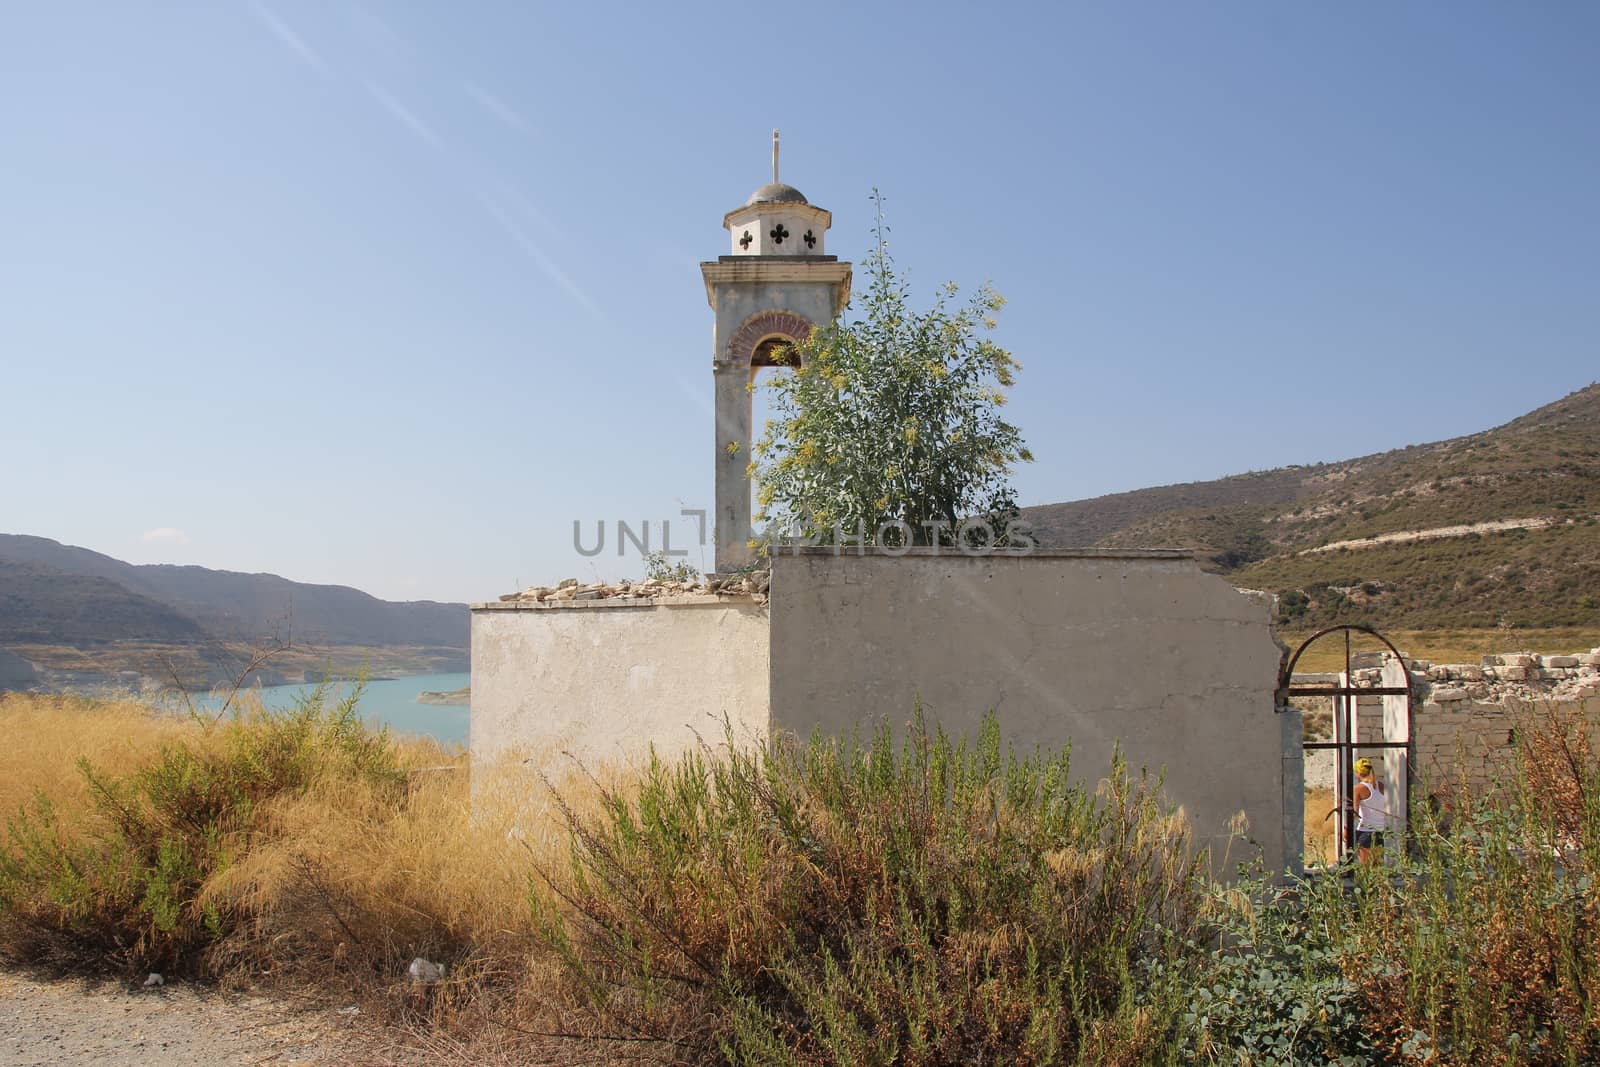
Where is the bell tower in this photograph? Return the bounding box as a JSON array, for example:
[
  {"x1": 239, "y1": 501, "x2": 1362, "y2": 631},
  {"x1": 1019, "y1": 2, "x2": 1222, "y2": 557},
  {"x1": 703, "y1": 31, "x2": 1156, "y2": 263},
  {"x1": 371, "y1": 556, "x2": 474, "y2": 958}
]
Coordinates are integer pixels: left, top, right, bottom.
[{"x1": 701, "y1": 131, "x2": 851, "y2": 573}]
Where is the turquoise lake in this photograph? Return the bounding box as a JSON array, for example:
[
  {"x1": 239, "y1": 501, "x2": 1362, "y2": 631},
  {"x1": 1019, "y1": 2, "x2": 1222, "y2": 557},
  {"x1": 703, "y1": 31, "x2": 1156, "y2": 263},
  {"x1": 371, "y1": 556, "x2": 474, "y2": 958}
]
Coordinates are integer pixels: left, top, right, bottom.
[{"x1": 188, "y1": 672, "x2": 469, "y2": 746}]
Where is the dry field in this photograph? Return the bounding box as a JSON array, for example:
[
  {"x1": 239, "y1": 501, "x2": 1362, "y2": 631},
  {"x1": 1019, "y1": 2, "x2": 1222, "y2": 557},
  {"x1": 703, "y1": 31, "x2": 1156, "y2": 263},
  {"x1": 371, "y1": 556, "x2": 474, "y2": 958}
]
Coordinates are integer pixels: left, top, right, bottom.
[
  {"x1": 1303, "y1": 785, "x2": 1338, "y2": 867},
  {"x1": 1279, "y1": 626, "x2": 1599, "y2": 673}
]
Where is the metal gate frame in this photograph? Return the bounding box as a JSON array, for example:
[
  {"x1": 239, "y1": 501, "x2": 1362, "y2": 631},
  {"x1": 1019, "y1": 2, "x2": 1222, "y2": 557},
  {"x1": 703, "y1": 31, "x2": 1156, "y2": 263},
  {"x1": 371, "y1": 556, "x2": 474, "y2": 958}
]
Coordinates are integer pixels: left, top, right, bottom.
[{"x1": 1279, "y1": 624, "x2": 1414, "y2": 865}]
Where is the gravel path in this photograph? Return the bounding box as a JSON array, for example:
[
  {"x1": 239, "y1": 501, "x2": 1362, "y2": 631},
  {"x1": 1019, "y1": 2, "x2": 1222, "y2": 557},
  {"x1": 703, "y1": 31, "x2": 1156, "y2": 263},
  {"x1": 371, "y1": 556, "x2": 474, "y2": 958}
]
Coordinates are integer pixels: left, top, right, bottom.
[{"x1": 0, "y1": 972, "x2": 404, "y2": 1067}]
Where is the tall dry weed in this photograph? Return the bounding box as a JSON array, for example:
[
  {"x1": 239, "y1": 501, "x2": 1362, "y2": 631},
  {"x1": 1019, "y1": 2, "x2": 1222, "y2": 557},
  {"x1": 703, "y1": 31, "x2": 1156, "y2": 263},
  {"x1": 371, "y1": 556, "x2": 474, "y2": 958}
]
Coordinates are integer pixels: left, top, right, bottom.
[
  {"x1": 0, "y1": 689, "x2": 648, "y2": 1062},
  {"x1": 1332, "y1": 700, "x2": 1600, "y2": 1065}
]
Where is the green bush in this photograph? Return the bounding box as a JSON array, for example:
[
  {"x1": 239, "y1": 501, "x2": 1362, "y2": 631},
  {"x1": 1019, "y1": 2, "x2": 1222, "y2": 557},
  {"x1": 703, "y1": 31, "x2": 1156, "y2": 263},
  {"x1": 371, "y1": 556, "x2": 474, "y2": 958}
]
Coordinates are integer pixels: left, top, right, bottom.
[
  {"x1": 0, "y1": 684, "x2": 402, "y2": 975},
  {"x1": 1165, "y1": 874, "x2": 1377, "y2": 1065},
  {"x1": 538, "y1": 713, "x2": 1212, "y2": 1066},
  {"x1": 643, "y1": 550, "x2": 700, "y2": 583}
]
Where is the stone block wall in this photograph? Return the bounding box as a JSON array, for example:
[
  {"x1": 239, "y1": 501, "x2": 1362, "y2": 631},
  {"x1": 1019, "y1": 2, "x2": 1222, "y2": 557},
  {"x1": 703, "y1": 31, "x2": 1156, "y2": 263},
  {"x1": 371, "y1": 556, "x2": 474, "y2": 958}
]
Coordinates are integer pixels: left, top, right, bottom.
[{"x1": 1412, "y1": 693, "x2": 1600, "y2": 796}]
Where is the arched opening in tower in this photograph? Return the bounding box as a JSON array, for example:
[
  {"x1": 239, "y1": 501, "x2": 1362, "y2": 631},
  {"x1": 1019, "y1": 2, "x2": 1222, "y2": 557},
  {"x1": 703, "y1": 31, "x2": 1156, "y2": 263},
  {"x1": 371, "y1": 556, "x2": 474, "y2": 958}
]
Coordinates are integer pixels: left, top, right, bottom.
[{"x1": 749, "y1": 335, "x2": 802, "y2": 540}]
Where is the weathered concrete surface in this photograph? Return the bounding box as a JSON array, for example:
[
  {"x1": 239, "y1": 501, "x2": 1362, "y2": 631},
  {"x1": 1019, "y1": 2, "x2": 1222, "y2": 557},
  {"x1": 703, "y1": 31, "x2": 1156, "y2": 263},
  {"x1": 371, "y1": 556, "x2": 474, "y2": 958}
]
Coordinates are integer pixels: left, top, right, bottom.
[
  {"x1": 470, "y1": 598, "x2": 770, "y2": 770},
  {"x1": 768, "y1": 549, "x2": 1285, "y2": 873}
]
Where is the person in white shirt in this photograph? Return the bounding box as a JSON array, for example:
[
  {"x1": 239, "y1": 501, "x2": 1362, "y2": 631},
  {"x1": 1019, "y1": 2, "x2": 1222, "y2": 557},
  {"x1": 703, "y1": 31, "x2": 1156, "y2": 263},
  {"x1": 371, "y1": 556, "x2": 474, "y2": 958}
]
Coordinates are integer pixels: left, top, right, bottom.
[{"x1": 1352, "y1": 757, "x2": 1389, "y2": 865}]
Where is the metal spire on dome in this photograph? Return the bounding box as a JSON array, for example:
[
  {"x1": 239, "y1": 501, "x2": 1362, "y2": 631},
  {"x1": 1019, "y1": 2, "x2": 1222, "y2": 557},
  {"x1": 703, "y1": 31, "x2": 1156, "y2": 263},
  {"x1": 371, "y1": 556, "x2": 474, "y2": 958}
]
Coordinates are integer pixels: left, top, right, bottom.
[{"x1": 737, "y1": 130, "x2": 810, "y2": 207}]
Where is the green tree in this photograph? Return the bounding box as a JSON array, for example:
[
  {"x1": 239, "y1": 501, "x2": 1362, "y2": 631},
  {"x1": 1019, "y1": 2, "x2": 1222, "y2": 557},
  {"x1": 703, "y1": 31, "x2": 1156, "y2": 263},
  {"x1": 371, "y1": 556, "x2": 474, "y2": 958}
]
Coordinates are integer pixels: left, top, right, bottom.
[{"x1": 752, "y1": 194, "x2": 1033, "y2": 549}]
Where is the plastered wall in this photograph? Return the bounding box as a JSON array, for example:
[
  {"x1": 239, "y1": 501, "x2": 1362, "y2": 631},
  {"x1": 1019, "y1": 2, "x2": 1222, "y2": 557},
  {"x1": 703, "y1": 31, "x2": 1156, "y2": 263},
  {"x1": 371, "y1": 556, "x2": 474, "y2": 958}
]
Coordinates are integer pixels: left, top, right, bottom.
[
  {"x1": 470, "y1": 596, "x2": 770, "y2": 770},
  {"x1": 766, "y1": 549, "x2": 1287, "y2": 873}
]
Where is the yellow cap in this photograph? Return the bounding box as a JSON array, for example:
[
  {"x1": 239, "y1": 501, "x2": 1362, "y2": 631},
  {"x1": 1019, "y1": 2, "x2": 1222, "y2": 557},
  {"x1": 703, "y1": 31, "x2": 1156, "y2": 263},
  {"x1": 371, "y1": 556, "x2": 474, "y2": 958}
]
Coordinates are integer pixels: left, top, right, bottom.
[{"x1": 1354, "y1": 758, "x2": 1373, "y2": 776}]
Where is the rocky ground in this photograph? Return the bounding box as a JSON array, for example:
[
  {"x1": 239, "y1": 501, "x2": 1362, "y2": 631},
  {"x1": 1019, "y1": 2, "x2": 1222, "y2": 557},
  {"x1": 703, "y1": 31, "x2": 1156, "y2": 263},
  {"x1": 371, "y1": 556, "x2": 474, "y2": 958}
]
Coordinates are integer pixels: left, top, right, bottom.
[
  {"x1": 498, "y1": 571, "x2": 771, "y2": 604},
  {"x1": 1339, "y1": 647, "x2": 1600, "y2": 703},
  {"x1": 0, "y1": 972, "x2": 422, "y2": 1067}
]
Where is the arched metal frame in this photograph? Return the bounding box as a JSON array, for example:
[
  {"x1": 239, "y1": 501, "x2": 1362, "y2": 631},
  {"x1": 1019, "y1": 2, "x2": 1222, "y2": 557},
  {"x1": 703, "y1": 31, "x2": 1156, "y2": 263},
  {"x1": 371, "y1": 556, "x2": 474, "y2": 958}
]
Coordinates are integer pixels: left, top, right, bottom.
[{"x1": 1279, "y1": 624, "x2": 1414, "y2": 866}]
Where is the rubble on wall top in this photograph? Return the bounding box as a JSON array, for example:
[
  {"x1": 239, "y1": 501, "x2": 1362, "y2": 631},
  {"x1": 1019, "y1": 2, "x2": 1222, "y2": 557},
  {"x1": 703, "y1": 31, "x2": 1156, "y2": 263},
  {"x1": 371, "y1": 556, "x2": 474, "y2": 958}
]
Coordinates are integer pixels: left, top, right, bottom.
[
  {"x1": 1295, "y1": 648, "x2": 1600, "y2": 704},
  {"x1": 497, "y1": 571, "x2": 771, "y2": 605}
]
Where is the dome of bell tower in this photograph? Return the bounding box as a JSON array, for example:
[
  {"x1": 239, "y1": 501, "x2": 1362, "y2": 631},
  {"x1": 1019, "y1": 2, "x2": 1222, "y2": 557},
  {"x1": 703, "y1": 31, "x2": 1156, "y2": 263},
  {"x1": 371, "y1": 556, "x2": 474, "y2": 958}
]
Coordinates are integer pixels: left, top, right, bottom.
[
  {"x1": 722, "y1": 131, "x2": 831, "y2": 257},
  {"x1": 744, "y1": 182, "x2": 808, "y2": 206}
]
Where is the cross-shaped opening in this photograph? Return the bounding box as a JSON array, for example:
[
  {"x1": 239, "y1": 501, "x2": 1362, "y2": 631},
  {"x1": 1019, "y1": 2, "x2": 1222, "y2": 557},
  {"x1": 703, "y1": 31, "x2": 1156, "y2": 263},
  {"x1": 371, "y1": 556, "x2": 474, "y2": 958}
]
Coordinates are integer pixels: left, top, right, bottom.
[{"x1": 769, "y1": 223, "x2": 789, "y2": 245}]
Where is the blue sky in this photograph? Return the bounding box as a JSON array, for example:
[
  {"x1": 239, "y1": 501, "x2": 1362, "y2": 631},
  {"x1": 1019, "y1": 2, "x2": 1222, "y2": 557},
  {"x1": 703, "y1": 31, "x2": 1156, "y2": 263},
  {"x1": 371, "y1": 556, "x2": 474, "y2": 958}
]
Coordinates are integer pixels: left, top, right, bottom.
[{"x1": 2, "y1": 2, "x2": 1596, "y2": 602}]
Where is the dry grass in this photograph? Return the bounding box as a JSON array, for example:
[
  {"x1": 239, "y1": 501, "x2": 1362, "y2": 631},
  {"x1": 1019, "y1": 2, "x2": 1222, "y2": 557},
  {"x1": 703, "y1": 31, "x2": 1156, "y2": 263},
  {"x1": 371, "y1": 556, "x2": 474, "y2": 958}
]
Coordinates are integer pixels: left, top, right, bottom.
[
  {"x1": 201, "y1": 750, "x2": 598, "y2": 1054},
  {"x1": 0, "y1": 692, "x2": 196, "y2": 826},
  {"x1": 0, "y1": 691, "x2": 623, "y2": 1058},
  {"x1": 206, "y1": 744, "x2": 600, "y2": 975},
  {"x1": 0, "y1": 691, "x2": 593, "y2": 922},
  {"x1": 1280, "y1": 626, "x2": 1599, "y2": 673},
  {"x1": 1303, "y1": 786, "x2": 1337, "y2": 866}
]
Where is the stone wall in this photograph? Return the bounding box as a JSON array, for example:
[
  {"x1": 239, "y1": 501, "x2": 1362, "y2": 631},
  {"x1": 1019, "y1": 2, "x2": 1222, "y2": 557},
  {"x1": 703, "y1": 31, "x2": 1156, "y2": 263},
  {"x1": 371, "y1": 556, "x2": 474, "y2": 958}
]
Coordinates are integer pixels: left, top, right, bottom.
[
  {"x1": 1353, "y1": 649, "x2": 1600, "y2": 705},
  {"x1": 1411, "y1": 694, "x2": 1600, "y2": 795},
  {"x1": 768, "y1": 549, "x2": 1289, "y2": 874}
]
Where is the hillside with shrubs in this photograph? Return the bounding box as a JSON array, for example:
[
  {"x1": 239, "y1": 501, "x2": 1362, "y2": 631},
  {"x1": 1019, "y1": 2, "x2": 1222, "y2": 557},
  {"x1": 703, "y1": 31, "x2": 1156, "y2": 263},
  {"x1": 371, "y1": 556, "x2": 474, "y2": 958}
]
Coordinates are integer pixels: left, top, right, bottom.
[{"x1": 1023, "y1": 383, "x2": 1600, "y2": 630}]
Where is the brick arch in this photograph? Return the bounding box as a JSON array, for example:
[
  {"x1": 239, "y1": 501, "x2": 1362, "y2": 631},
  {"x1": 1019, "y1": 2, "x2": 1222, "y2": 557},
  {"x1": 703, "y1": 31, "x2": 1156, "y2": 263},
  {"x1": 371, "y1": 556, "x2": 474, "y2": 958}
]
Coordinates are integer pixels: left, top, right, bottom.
[{"x1": 727, "y1": 310, "x2": 814, "y2": 368}]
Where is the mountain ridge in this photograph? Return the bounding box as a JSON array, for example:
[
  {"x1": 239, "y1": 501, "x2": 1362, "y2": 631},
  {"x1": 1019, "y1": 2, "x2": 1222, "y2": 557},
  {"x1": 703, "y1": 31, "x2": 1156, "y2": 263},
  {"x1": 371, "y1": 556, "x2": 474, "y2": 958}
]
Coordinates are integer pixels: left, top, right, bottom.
[
  {"x1": 0, "y1": 534, "x2": 468, "y2": 654},
  {"x1": 1021, "y1": 382, "x2": 1600, "y2": 630}
]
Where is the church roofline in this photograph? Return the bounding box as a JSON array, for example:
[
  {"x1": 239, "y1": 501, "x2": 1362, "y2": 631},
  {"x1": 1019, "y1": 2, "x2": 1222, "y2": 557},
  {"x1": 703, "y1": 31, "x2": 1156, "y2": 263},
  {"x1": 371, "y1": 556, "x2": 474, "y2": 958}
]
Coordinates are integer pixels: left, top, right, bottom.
[
  {"x1": 721, "y1": 200, "x2": 832, "y2": 231},
  {"x1": 700, "y1": 258, "x2": 852, "y2": 309},
  {"x1": 714, "y1": 254, "x2": 838, "y2": 263}
]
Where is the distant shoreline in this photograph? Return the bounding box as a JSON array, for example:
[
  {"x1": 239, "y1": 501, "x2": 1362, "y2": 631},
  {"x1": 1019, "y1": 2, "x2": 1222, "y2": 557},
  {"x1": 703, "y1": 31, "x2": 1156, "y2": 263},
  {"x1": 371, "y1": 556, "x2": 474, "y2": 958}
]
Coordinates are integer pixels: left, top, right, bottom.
[
  {"x1": 0, "y1": 641, "x2": 467, "y2": 697},
  {"x1": 416, "y1": 686, "x2": 470, "y2": 706}
]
